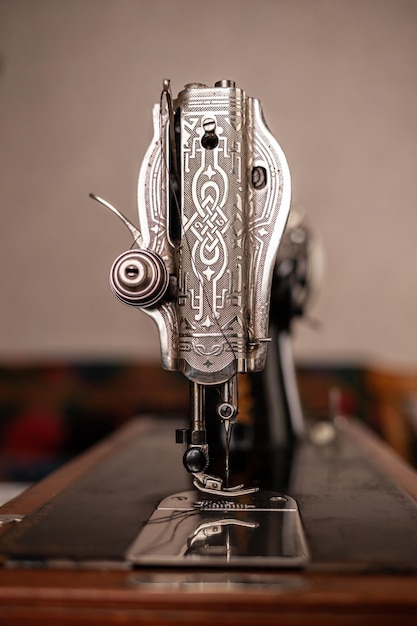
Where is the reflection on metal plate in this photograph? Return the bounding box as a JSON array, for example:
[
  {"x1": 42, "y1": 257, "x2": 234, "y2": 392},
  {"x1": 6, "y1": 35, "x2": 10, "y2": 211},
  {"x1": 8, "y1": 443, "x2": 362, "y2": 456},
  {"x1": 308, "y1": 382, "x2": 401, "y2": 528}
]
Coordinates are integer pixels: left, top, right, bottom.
[
  {"x1": 126, "y1": 490, "x2": 309, "y2": 568},
  {"x1": 128, "y1": 571, "x2": 308, "y2": 592}
]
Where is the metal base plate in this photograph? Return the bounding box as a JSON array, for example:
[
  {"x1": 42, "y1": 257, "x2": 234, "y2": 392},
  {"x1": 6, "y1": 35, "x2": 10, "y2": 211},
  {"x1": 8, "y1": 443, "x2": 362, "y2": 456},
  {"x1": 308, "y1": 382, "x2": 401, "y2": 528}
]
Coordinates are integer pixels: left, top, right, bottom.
[{"x1": 126, "y1": 489, "x2": 309, "y2": 568}]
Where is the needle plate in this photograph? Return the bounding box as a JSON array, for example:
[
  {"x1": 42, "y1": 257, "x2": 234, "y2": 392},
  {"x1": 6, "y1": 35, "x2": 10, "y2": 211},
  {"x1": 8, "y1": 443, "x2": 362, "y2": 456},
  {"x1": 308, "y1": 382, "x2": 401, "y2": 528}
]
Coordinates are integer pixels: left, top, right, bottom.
[{"x1": 126, "y1": 489, "x2": 309, "y2": 568}]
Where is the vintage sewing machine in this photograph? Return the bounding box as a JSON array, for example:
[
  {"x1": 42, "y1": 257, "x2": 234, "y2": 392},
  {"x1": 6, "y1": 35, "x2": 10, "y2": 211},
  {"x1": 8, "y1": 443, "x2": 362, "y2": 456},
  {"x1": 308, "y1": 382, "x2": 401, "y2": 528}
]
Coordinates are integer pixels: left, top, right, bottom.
[
  {"x1": 2, "y1": 81, "x2": 417, "y2": 586},
  {"x1": 89, "y1": 79, "x2": 311, "y2": 566}
]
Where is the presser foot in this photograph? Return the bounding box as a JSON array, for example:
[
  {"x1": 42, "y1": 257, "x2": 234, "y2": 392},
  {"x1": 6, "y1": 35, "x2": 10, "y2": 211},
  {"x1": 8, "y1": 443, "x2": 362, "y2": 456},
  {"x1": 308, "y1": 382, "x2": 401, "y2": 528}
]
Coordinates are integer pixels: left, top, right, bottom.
[
  {"x1": 192, "y1": 471, "x2": 259, "y2": 497},
  {"x1": 126, "y1": 489, "x2": 309, "y2": 568}
]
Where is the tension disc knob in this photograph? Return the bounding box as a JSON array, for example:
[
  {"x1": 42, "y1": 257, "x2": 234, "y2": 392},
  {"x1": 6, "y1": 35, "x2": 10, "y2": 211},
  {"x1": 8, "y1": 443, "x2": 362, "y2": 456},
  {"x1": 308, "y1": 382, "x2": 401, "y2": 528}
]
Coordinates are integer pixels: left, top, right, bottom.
[{"x1": 110, "y1": 249, "x2": 168, "y2": 308}]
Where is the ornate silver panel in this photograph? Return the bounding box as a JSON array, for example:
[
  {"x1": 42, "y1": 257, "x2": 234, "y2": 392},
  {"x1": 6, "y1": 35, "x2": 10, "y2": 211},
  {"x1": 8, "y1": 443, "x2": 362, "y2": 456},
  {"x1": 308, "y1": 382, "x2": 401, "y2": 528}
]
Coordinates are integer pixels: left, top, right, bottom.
[
  {"x1": 136, "y1": 82, "x2": 291, "y2": 385},
  {"x1": 176, "y1": 85, "x2": 248, "y2": 383}
]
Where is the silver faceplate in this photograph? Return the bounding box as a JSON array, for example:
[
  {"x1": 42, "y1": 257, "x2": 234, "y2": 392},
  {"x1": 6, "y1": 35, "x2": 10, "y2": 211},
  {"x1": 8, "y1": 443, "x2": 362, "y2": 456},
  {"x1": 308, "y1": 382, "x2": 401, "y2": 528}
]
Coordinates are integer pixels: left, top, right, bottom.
[{"x1": 137, "y1": 82, "x2": 291, "y2": 384}]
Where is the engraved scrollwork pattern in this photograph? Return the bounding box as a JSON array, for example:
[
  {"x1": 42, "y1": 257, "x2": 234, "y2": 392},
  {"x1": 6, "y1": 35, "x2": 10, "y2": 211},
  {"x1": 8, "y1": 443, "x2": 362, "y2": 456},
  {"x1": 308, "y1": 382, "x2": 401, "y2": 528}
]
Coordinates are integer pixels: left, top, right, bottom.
[{"x1": 178, "y1": 92, "x2": 248, "y2": 382}]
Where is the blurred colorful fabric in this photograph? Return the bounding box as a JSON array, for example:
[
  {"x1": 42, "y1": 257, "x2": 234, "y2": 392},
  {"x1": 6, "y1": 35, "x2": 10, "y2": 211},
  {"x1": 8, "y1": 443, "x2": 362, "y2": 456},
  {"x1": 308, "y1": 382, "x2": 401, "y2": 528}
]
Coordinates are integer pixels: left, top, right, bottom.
[{"x1": 0, "y1": 361, "x2": 369, "y2": 481}]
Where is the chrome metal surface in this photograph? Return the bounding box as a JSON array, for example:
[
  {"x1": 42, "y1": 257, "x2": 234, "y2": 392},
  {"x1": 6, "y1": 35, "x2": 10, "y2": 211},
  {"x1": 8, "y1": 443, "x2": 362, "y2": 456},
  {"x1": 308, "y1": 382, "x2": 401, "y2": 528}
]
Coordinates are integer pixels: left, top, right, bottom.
[
  {"x1": 110, "y1": 249, "x2": 169, "y2": 308},
  {"x1": 126, "y1": 490, "x2": 309, "y2": 567},
  {"x1": 0, "y1": 514, "x2": 24, "y2": 526},
  {"x1": 136, "y1": 81, "x2": 291, "y2": 382},
  {"x1": 192, "y1": 473, "x2": 259, "y2": 497}
]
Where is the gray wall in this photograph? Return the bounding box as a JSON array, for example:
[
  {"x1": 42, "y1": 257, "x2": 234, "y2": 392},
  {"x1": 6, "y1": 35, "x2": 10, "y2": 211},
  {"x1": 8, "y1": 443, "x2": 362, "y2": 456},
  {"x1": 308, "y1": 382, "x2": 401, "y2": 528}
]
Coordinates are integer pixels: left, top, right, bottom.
[{"x1": 1, "y1": 0, "x2": 416, "y2": 366}]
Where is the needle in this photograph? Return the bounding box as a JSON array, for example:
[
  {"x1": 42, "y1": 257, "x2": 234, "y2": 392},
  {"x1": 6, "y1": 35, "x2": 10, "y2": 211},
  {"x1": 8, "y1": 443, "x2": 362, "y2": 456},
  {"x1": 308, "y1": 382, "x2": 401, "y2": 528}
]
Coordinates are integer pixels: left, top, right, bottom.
[{"x1": 224, "y1": 420, "x2": 234, "y2": 489}]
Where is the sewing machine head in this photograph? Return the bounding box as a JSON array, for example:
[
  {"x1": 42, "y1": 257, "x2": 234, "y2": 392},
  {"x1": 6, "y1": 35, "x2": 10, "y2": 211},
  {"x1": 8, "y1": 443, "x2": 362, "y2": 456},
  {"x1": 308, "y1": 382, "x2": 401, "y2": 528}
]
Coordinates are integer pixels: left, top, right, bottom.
[{"x1": 91, "y1": 79, "x2": 291, "y2": 497}]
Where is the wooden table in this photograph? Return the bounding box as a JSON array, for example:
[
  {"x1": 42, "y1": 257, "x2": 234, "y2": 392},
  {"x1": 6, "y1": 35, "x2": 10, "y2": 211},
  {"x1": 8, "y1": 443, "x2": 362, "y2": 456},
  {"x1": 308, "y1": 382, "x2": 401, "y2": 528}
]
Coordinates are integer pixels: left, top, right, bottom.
[{"x1": 1, "y1": 418, "x2": 417, "y2": 625}]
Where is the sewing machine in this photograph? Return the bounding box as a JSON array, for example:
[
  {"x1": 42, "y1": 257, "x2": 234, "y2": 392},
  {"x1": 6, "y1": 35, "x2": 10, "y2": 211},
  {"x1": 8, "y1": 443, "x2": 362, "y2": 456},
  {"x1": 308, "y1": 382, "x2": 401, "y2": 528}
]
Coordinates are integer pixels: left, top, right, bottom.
[
  {"x1": 90, "y1": 79, "x2": 311, "y2": 566},
  {"x1": 84, "y1": 79, "x2": 416, "y2": 570},
  {"x1": 2, "y1": 81, "x2": 417, "y2": 599}
]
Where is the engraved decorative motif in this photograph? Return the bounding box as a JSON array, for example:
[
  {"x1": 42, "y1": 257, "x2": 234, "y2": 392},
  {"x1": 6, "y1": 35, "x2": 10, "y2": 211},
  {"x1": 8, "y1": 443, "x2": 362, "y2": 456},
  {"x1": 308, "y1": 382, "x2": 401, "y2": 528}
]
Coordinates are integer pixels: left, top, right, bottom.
[
  {"x1": 136, "y1": 83, "x2": 291, "y2": 384},
  {"x1": 177, "y1": 90, "x2": 248, "y2": 383}
]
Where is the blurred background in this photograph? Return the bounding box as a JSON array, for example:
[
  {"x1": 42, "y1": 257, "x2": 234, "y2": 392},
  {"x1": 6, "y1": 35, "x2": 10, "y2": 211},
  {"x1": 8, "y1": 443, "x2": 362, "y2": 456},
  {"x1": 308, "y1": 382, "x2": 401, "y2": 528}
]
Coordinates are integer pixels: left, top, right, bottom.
[{"x1": 0, "y1": 0, "x2": 417, "y2": 481}]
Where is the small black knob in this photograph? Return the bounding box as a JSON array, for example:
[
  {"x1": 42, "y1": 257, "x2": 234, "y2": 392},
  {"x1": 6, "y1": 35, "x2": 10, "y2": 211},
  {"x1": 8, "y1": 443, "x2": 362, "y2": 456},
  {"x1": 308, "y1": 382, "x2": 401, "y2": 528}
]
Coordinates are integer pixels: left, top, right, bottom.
[{"x1": 183, "y1": 447, "x2": 208, "y2": 473}]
